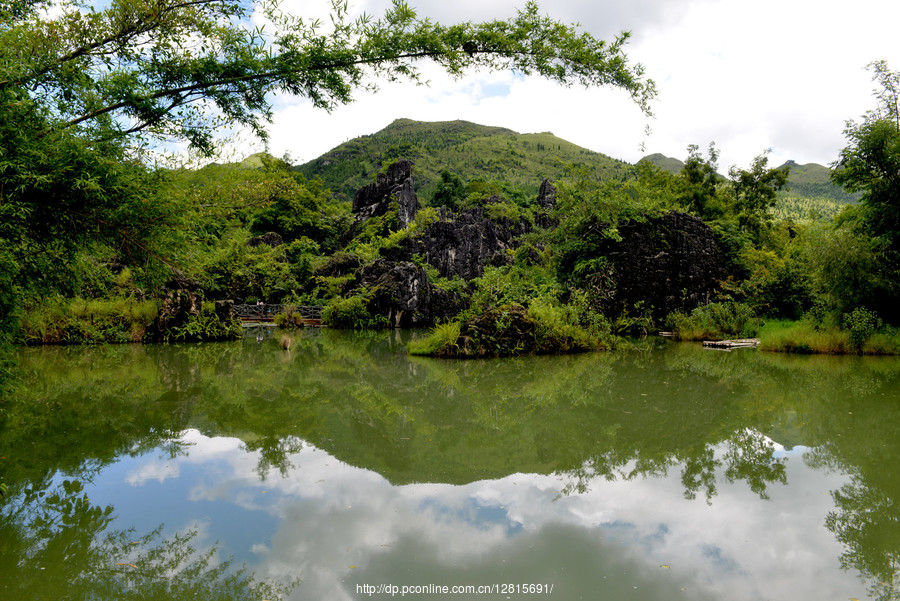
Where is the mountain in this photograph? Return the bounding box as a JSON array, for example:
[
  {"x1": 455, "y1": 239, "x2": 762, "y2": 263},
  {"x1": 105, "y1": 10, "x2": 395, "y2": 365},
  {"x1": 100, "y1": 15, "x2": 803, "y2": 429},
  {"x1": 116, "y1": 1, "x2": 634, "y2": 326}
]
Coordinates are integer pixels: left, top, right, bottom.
[
  {"x1": 639, "y1": 152, "x2": 685, "y2": 175},
  {"x1": 637, "y1": 153, "x2": 860, "y2": 221},
  {"x1": 776, "y1": 160, "x2": 859, "y2": 203},
  {"x1": 295, "y1": 118, "x2": 633, "y2": 203}
]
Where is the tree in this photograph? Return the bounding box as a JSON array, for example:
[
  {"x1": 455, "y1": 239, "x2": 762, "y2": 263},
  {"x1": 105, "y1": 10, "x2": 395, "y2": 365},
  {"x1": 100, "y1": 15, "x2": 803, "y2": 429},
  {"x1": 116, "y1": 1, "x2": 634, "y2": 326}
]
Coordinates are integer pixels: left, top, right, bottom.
[
  {"x1": 0, "y1": 0, "x2": 655, "y2": 155},
  {"x1": 432, "y1": 169, "x2": 466, "y2": 211},
  {"x1": 679, "y1": 143, "x2": 721, "y2": 219},
  {"x1": 832, "y1": 61, "x2": 900, "y2": 252},
  {"x1": 0, "y1": 0, "x2": 655, "y2": 341},
  {"x1": 728, "y1": 151, "x2": 790, "y2": 241}
]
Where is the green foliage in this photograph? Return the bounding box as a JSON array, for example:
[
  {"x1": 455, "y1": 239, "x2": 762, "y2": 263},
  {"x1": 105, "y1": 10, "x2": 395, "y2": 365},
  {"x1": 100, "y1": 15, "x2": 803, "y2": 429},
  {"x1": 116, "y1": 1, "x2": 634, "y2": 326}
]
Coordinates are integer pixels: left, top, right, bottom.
[
  {"x1": 468, "y1": 264, "x2": 561, "y2": 316},
  {"x1": 844, "y1": 307, "x2": 884, "y2": 352},
  {"x1": 410, "y1": 302, "x2": 600, "y2": 358},
  {"x1": 727, "y1": 152, "x2": 790, "y2": 243},
  {"x1": 484, "y1": 199, "x2": 534, "y2": 225},
  {"x1": 273, "y1": 306, "x2": 305, "y2": 329},
  {"x1": 0, "y1": 0, "x2": 653, "y2": 345},
  {"x1": 0, "y1": 0, "x2": 651, "y2": 155},
  {"x1": 758, "y1": 318, "x2": 900, "y2": 355},
  {"x1": 421, "y1": 263, "x2": 469, "y2": 296},
  {"x1": 162, "y1": 301, "x2": 243, "y2": 342},
  {"x1": 833, "y1": 61, "x2": 900, "y2": 252},
  {"x1": 666, "y1": 302, "x2": 761, "y2": 341},
  {"x1": 716, "y1": 231, "x2": 813, "y2": 320},
  {"x1": 801, "y1": 224, "x2": 897, "y2": 319},
  {"x1": 20, "y1": 297, "x2": 158, "y2": 345},
  {"x1": 199, "y1": 229, "x2": 300, "y2": 302},
  {"x1": 432, "y1": 169, "x2": 467, "y2": 211},
  {"x1": 680, "y1": 143, "x2": 722, "y2": 218},
  {"x1": 772, "y1": 194, "x2": 844, "y2": 222},
  {"x1": 550, "y1": 165, "x2": 648, "y2": 298},
  {"x1": 407, "y1": 321, "x2": 462, "y2": 356},
  {"x1": 321, "y1": 294, "x2": 390, "y2": 330}
]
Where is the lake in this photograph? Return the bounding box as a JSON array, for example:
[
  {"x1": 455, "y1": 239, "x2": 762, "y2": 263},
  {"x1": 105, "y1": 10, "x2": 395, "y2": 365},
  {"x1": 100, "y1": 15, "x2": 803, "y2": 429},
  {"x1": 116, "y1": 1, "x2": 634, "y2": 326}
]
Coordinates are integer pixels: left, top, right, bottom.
[{"x1": 2, "y1": 329, "x2": 899, "y2": 600}]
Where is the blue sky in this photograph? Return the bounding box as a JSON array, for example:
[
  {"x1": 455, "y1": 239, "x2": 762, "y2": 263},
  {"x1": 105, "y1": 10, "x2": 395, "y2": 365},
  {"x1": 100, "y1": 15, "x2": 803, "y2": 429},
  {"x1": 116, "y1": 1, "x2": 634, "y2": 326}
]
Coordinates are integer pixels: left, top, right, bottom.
[{"x1": 246, "y1": 0, "x2": 900, "y2": 172}]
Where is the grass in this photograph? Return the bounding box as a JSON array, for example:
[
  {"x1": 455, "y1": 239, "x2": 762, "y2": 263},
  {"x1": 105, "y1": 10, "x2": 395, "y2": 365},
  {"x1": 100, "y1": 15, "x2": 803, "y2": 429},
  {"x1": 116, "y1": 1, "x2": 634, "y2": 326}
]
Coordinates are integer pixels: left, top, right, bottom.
[
  {"x1": 407, "y1": 321, "x2": 461, "y2": 356},
  {"x1": 758, "y1": 319, "x2": 900, "y2": 355},
  {"x1": 21, "y1": 297, "x2": 158, "y2": 345}
]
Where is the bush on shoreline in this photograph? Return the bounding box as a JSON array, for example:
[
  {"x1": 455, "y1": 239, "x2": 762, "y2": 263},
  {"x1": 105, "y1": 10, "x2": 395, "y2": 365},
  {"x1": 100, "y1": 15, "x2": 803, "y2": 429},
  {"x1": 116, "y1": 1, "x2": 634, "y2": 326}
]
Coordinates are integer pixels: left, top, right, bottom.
[
  {"x1": 758, "y1": 318, "x2": 900, "y2": 355},
  {"x1": 21, "y1": 297, "x2": 158, "y2": 345},
  {"x1": 665, "y1": 302, "x2": 761, "y2": 341}
]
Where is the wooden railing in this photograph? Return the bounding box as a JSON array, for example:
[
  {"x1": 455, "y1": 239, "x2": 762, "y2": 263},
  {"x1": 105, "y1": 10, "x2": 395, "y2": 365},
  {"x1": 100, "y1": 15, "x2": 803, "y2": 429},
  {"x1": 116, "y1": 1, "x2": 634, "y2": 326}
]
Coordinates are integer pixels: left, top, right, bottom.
[{"x1": 233, "y1": 304, "x2": 323, "y2": 322}]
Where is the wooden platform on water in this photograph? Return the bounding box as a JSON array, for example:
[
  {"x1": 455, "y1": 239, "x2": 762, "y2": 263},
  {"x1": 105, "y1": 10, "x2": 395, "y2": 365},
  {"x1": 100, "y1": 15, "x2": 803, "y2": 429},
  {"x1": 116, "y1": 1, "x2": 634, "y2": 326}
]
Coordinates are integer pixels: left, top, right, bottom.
[{"x1": 703, "y1": 338, "x2": 760, "y2": 349}]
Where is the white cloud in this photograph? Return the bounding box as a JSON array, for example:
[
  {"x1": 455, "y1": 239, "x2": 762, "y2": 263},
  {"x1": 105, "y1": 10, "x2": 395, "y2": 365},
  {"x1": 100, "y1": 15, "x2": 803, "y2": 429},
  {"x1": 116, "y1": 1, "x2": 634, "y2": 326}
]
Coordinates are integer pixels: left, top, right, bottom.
[
  {"x1": 239, "y1": 0, "x2": 900, "y2": 172},
  {"x1": 116, "y1": 430, "x2": 864, "y2": 601}
]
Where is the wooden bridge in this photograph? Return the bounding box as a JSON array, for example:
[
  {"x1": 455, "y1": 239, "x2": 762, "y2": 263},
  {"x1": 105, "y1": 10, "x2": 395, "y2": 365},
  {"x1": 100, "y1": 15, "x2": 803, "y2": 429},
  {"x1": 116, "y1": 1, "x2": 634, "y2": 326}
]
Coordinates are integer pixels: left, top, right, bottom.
[{"x1": 233, "y1": 304, "x2": 323, "y2": 326}]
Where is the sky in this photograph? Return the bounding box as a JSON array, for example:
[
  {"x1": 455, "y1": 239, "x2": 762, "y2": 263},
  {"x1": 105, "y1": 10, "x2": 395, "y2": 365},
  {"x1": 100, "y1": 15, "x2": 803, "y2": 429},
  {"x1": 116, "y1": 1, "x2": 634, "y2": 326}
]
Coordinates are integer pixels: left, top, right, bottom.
[{"x1": 242, "y1": 0, "x2": 900, "y2": 172}]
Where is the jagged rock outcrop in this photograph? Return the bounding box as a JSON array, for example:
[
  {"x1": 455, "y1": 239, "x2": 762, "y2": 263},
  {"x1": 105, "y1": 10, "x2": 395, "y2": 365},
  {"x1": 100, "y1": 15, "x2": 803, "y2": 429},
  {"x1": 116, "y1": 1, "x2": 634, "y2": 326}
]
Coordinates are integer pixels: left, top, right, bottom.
[
  {"x1": 248, "y1": 232, "x2": 284, "y2": 248},
  {"x1": 535, "y1": 179, "x2": 559, "y2": 229},
  {"x1": 390, "y1": 207, "x2": 525, "y2": 281},
  {"x1": 353, "y1": 259, "x2": 465, "y2": 327},
  {"x1": 536, "y1": 179, "x2": 556, "y2": 211},
  {"x1": 600, "y1": 211, "x2": 725, "y2": 321},
  {"x1": 153, "y1": 289, "x2": 201, "y2": 333},
  {"x1": 352, "y1": 159, "x2": 420, "y2": 228}
]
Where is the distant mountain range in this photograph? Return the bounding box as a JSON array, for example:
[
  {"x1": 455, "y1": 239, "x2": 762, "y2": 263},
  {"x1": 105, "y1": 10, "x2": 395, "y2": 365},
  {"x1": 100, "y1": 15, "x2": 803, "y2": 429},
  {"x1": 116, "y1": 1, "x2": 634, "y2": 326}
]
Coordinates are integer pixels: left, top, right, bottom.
[
  {"x1": 285, "y1": 118, "x2": 856, "y2": 221},
  {"x1": 638, "y1": 153, "x2": 858, "y2": 205}
]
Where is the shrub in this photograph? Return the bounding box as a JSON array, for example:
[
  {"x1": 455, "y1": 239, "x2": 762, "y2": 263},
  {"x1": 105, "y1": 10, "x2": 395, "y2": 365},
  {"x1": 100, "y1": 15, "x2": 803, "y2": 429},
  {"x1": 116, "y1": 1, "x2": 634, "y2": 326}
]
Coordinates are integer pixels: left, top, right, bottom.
[
  {"x1": 21, "y1": 297, "x2": 159, "y2": 345},
  {"x1": 844, "y1": 307, "x2": 883, "y2": 352},
  {"x1": 164, "y1": 301, "x2": 243, "y2": 342},
  {"x1": 666, "y1": 301, "x2": 761, "y2": 341},
  {"x1": 321, "y1": 294, "x2": 389, "y2": 329},
  {"x1": 409, "y1": 302, "x2": 601, "y2": 358},
  {"x1": 407, "y1": 321, "x2": 461, "y2": 356},
  {"x1": 274, "y1": 305, "x2": 305, "y2": 329}
]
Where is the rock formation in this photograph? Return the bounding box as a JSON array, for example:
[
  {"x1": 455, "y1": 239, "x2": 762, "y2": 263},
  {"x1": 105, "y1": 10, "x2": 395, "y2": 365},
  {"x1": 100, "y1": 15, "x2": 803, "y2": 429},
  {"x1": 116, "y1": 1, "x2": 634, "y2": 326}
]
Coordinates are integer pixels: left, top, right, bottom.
[
  {"x1": 248, "y1": 232, "x2": 284, "y2": 248},
  {"x1": 389, "y1": 208, "x2": 521, "y2": 281},
  {"x1": 352, "y1": 159, "x2": 420, "y2": 228},
  {"x1": 351, "y1": 259, "x2": 465, "y2": 327},
  {"x1": 600, "y1": 211, "x2": 725, "y2": 321}
]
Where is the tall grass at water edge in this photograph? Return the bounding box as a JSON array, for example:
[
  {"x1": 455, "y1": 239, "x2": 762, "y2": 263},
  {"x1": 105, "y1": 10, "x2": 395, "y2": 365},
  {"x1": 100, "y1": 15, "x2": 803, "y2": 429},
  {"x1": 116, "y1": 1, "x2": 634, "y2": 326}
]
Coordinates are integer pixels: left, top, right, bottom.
[{"x1": 758, "y1": 319, "x2": 900, "y2": 355}]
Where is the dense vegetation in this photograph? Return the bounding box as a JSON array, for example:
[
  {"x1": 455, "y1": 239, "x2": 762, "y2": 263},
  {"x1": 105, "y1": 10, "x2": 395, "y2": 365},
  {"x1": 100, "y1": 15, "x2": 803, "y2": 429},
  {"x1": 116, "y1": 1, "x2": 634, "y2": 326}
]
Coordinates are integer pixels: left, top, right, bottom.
[
  {"x1": 1, "y1": 1, "x2": 899, "y2": 375},
  {"x1": 0, "y1": 0, "x2": 652, "y2": 354}
]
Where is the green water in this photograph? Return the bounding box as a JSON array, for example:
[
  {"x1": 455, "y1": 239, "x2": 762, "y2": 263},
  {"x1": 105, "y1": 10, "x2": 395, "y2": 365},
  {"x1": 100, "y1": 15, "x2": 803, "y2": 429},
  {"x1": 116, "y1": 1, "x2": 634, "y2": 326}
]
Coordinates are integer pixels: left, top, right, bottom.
[{"x1": 2, "y1": 329, "x2": 900, "y2": 600}]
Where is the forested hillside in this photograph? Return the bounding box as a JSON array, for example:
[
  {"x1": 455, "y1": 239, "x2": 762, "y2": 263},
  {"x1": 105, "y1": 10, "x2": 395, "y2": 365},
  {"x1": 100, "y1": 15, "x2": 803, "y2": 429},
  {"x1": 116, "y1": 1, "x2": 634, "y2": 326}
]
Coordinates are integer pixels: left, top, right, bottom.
[
  {"x1": 296, "y1": 119, "x2": 633, "y2": 203},
  {"x1": 640, "y1": 152, "x2": 858, "y2": 222}
]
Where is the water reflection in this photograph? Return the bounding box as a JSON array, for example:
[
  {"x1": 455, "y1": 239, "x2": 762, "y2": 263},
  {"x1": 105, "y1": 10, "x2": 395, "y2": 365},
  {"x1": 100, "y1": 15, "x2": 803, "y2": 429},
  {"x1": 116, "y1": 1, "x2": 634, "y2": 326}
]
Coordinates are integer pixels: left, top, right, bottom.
[
  {"x1": 2, "y1": 331, "x2": 900, "y2": 599},
  {"x1": 0, "y1": 473, "x2": 294, "y2": 600}
]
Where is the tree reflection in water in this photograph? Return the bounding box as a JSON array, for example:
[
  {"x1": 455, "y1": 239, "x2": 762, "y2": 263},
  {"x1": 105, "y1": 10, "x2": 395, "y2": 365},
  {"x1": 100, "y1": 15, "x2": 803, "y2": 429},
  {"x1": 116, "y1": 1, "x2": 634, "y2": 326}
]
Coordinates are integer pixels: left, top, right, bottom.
[
  {"x1": 4, "y1": 330, "x2": 900, "y2": 599},
  {"x1": 0, "y1": 478, "x2": 295, "y2": 600}
]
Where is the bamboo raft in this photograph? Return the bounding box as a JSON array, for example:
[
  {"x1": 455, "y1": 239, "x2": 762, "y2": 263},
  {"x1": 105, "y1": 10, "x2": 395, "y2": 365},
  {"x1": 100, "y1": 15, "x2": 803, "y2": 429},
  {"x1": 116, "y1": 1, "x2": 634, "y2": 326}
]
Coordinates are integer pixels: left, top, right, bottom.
[{"x1": 702, "y1": 338, "x2": 760, "y2": 349}]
